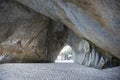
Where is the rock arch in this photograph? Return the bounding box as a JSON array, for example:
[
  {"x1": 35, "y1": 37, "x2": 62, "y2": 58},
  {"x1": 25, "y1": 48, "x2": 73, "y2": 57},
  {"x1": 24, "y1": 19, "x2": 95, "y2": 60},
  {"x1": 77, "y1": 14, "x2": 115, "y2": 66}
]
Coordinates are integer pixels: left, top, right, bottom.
[{"x1": 0, "y1": 0, "x2": 120, "y2": 69}]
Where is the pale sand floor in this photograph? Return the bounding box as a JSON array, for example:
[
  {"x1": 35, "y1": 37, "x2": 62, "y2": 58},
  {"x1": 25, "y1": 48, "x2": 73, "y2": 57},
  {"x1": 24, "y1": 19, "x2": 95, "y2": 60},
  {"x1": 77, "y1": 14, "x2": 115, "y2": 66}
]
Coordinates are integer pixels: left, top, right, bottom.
[{"x1": 0, "y1": 63, "x2": 120, "y2": 80}]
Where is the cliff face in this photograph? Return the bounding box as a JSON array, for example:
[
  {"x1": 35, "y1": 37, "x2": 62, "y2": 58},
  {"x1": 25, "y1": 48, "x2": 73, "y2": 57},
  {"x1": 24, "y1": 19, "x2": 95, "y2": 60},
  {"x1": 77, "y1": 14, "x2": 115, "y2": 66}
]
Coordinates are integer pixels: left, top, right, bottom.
[{"x1": 0, "y1": 0, "x2": 120, "y2": 69}]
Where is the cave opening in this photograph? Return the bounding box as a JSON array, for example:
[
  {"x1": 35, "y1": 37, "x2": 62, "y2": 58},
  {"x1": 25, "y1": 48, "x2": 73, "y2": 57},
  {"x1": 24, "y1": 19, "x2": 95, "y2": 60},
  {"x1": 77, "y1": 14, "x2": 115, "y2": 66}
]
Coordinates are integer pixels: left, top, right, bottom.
[{"x1": 55, "y1": 45, "x2": 74, "y2": 63}]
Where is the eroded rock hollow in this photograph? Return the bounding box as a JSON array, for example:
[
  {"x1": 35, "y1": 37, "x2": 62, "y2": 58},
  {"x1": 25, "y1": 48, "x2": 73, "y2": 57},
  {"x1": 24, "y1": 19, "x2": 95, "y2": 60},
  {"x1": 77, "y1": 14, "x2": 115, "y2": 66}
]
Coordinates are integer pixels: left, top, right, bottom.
[{"x1": 0, "y1": 0, "x2": 120, "y2": 69}]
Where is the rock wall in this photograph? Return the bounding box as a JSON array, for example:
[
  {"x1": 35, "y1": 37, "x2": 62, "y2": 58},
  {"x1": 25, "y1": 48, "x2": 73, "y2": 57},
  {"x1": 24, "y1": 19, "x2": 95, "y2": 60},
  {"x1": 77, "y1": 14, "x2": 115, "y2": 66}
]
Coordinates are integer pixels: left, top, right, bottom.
[
  {"x1": 0, "y1": 0, "x2": 120, "y2": 69},
  {"x1": 67, "y1": 30, "x2": 120, "y2": 69},
  {"x1": 16, "y1": 0, "x2": 120, "y2": 59},
  {"x1": 0, "y1": 0, "x2": 67, "y2": 63}
]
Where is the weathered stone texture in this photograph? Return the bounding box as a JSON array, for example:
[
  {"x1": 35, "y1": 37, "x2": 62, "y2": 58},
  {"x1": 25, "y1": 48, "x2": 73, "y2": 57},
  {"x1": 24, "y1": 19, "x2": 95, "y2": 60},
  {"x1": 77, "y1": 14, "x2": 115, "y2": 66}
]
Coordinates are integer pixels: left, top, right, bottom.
[
  {"x1": 0, "y1": 0, "x2": 67, "y2": 63},
  {"x1": 0, "y1": 0, "x2": 120, "y2": 69},
  {"x1": 67, "y1": 30, "x2": 120, "y2": 69},
  {"x1": 16, "y1": 0, "x2": 120, "y2": 58}
]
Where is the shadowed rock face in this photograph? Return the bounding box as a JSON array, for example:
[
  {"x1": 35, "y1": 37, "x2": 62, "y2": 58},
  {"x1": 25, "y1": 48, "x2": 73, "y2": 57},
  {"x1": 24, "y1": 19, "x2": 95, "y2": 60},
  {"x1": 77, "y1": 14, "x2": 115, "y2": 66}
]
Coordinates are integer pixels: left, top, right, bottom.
[
  {"x1": 16, "y1": 0, "x2": 120, "y2": 58},
  {"x1": 67, "y1": 30, "x2": 120, "y2": 69},
  {"x1": 0, "y1": 0, "x2": 120, "y2": 69},
  {"x1": 0, "y1": 0, "x2": 67, "y2": 63}
]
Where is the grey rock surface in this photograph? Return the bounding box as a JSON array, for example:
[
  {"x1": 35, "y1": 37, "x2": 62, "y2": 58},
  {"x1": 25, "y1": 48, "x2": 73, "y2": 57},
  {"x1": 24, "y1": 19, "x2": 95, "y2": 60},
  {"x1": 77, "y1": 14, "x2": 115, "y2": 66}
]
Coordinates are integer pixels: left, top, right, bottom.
[
  {"x1": 16, "y1": 0, "x2": 120, "y2": 59},
  {"x1": 0, "y1": 0, "x2": 67, "y2": 63},
  {"x1": 0, "y1": 63, "x2": 120, "y2": 80},
  {"x1": 0, "y1": 0, "x2": 120, "y2": 69}
]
